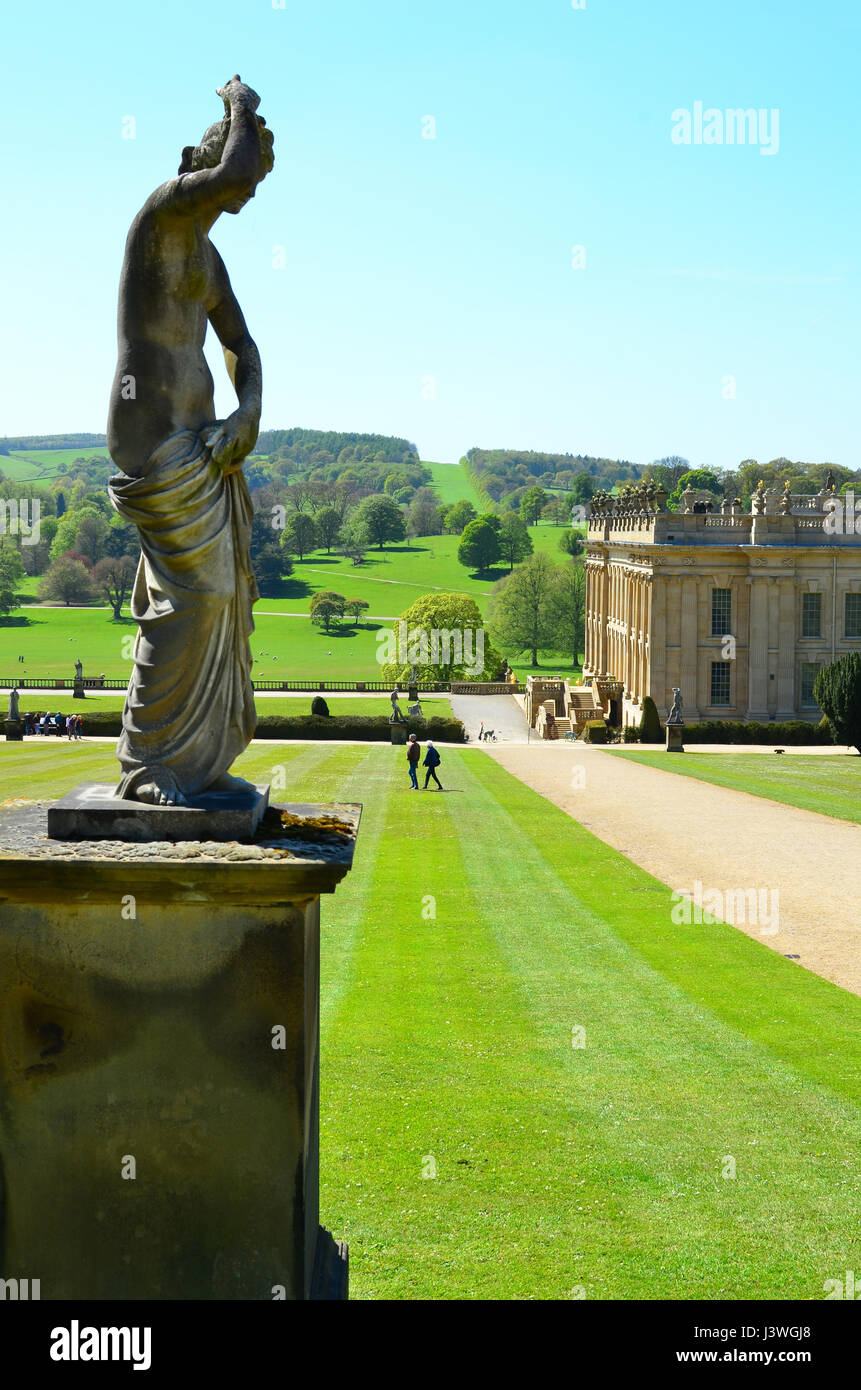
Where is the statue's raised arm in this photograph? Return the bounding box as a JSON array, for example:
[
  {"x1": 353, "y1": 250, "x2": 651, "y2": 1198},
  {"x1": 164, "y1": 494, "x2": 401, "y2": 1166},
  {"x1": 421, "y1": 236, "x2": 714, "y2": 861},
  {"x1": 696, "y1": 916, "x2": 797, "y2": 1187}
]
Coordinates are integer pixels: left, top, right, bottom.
[
  {"x1": 106, "y1": 76, "x2": 275, "y2": 808},
  {"x1": 156, "y1": 77, "x2": 273, "y2": 222}
]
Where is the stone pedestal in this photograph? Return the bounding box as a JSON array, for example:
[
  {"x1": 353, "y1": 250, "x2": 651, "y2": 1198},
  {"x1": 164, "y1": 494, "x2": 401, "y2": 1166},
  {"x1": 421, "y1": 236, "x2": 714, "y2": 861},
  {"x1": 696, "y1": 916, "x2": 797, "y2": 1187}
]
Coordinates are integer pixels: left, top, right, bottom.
[
  {"x1": 4, "y1": 720, "x2": 23, "y2": 742},
  {"x1": 0, "y1": 799, "x2": 360, "y2": 1301},
  {"x1": 390, "y1": 723, "x2": 407, "y2": 745},
  {"x1": 48, "y1": 781, "x2": 270, "y2": 843},
  {"x1": 73, "y1": 677, "x2": 86, "y2": 700},
  {"x1": 665, "y1": 723, "x2": 685, "y2": 752}
]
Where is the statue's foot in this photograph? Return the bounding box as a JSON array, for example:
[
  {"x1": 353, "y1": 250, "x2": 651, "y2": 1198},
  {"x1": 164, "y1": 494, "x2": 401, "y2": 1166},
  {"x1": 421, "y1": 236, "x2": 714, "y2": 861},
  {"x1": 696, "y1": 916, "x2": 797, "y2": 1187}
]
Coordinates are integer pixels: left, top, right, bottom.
[
  {"x1": 206, "y1": 772, "x2": 254, "y2": 794},
  {"x1": 132, "y1": 769, "x2": 187, "y2": 807}
]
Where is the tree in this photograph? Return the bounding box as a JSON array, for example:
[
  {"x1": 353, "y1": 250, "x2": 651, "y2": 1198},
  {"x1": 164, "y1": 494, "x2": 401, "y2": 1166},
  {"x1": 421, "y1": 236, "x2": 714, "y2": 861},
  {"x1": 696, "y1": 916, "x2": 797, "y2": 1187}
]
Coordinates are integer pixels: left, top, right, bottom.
[
  {"x1": 497, "y1": 513, "x2": 533, "y2": 572},
  {"x1": 408, "y1": 487, "x2": 445, "y2": 538},
  {"x1": 668, "y1": 468, "x2": 723, "y2": 509},
  {"x1": 339, "y1": 516, "x2": 368, "y2": 565},
  {"x1": 93, "y1": 554, "x2": 138, "y2": 619},
  {"x1": 458, "y1": 517, "x2": 501, "y2": 574},
  {"x1": 38, "y1": 554, "x2": 98, "y2": 606},
  {"x1": 444, "y1": 499, "x2": 477, "y2": 534},
  {"x1": 353, "y1": 494, "x2": 406, "y2": 549},
  {"x1": 570, "y1": 473, "x2": 595, "y2": 505},
  {"x1": 19, "y1": 513, "x2": 58, "y2": 577},
  {"x1": 559, "y1": 528, "x2": 584, "y2": 561},
  {"x1": 251, "y1": 510, "x2": 292, "y2": 596},
  {"x1": 488, "y1": 553, "x2": 557, "y2": 667},
  {"x1": 309, "y1": 591, "x2": 346, "y2": 633},
  {"x1": 344, "y1": 597, "x2": 370, "y2": 625},
  {"x1": 0, "y1": 543, "x2": 24, "y2": 616},
  {"x1": 648, "y1": 457, "x2": 690, "y2": 491},
  {"x1": 814, "y1": 654, "x2": 861, "y2": 754},
  {"x1": 519, "y1": 485, "x2": 548, "y2": 526},
  {"x1": 283, "y1": 512, "x2": 318, "y2": 560},
  {"x1": 314, "y1": 506, "x2": 342, "y2": 553},
  {"x1": 104, "y1": 515, "x2": 139, "y2": 559},
  {"x1": 547, "y1": 562, "x2": 586, "y2": 668},
  {"x1": 74, "y1": 512, "x2": 112, "y2": 564},
  {"x1": 49, "y1": 505, "x2": 102, "y2": 562},
  {"x1": 541, "y1": 496, "x2": 570, "y2": 526},
  {"x1": 379, "y1": 592, "x2": 503, "y2": 684}
]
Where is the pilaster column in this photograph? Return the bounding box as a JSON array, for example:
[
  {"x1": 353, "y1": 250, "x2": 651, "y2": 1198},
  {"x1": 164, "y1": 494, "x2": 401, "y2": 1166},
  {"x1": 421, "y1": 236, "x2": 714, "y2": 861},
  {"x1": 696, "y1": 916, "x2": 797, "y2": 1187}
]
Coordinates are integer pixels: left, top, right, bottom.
[
  {"x1": 746, "y1": 576, "x2": 770, "y2": 719},
  {"x1": 776, "y1": 577, "x2": 796, "y2": 717},
  {"x1": 648, "y1": 573, "x2": 664, "y2": 711},
  {"x1": 680, "y1": 576, "x2": 699, "y2": 718}
]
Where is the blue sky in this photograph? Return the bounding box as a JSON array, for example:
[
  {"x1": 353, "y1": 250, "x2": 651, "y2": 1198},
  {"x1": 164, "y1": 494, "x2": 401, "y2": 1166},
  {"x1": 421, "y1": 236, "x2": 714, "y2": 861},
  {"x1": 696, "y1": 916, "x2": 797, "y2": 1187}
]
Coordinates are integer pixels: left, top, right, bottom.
[{"x1": 2, "y1": 0, "x2": 858, "y2": 469}]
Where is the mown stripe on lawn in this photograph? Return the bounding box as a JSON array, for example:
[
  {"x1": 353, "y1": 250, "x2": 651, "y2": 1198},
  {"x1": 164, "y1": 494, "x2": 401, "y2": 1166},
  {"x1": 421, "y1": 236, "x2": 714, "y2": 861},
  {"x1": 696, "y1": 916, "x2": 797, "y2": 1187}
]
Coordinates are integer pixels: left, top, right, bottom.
[
  {"x1": 467, "y1": 752, "x2": 861, "y2": 1104},
  {"x1": 437, "y1": 752, "x2": 861, "y2": 1297},
  {"x1": 316, "y1": 752, "x2": 606, "y2": 1299},
  {"x1": 308, "y1": 750, "x2": 861, "y2": 1298}
]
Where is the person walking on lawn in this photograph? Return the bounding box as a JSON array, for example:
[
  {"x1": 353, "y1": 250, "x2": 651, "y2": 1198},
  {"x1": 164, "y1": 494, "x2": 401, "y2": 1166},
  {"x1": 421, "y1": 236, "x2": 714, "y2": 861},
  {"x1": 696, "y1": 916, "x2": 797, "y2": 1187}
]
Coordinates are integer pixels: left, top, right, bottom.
[
  {"x1": 422, "y1": 739, "x2": 443, "y2": 790},
  {"x1": 406, "y1": 733, "x2": 421, "y2": 789}
]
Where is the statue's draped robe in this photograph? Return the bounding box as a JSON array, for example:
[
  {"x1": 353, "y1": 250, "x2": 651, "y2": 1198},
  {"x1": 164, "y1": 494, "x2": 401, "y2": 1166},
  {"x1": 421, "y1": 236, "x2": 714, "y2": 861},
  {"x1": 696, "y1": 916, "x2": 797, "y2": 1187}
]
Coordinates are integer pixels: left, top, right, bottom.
[{"x1": 108, "y1": 429, "x2": 258, "y2": 799}]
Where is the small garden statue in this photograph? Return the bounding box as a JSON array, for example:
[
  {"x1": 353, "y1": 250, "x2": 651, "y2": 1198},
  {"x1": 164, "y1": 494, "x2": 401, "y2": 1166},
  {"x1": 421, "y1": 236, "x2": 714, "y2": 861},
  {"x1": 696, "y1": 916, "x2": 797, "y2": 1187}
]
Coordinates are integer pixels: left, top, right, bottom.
[
  {"x1": 389, "y1": 690, "x2": 406, "y2": 724},
  {"x1": 666, "y1": 688, "x2": 684, "y2": 725}
]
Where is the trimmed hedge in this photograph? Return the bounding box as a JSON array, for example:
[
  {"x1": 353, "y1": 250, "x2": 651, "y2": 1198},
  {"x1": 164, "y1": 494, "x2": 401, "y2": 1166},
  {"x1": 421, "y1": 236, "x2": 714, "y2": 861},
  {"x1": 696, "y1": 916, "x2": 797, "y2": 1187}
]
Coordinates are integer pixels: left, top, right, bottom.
[
  {"x1": 638, "y1": 696, "x2": 663, "y2": 743},
  {"x1": 79, "y1": 711, "x2": 466, "y2": 743},
  {"x1": 582, "y1": 720, "x2": 608, "y2": 744},
  {"x1": 79, "y1": 712, "x2": 122, "y2": 736},
  {"x1": 254, "y1": 714, "x2": 465, "y2": 742},
  {"x1": 681, "y1": 719, "x2": 831, "y2": 745},
  {"x1": 622, "y1": 718, "x2": 830, "y2": 746}
]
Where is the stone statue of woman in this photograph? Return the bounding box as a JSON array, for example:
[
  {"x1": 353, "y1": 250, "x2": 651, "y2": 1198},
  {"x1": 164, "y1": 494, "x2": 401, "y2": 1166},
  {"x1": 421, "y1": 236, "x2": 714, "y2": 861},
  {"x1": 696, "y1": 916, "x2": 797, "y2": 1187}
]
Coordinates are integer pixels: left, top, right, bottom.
[
  {"x1": 106, "y1": 76, "x2": 274, "y2": 806},
  {"x1": 667, "y1": 688, "x2": 684, "y2": 725}
]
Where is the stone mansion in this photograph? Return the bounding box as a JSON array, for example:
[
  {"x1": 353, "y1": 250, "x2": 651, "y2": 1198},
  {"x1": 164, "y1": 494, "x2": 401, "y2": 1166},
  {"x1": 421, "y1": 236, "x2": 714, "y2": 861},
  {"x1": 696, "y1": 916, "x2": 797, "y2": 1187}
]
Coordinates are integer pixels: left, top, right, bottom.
[{"x1": 582, "y1": 481, "x2": 861, "y2": 727}]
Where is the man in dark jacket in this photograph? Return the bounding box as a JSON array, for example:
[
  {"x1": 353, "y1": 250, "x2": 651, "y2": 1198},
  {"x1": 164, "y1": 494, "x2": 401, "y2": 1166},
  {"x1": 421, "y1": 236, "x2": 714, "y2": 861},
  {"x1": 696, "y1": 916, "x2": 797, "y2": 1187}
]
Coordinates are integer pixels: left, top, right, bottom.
[
  {"x1": 407, "y1": 733, "x2": 421, "y2": 789},
  {"x1": 422, "y1": 740, "x2": 443, "y2": 790}
]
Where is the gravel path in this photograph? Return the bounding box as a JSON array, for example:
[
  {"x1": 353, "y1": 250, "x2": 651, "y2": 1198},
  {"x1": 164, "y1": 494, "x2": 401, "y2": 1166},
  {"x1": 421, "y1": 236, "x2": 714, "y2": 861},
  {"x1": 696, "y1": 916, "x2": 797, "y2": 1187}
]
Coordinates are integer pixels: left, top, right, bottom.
[
  {"x1": 449, "y1": 694, "x2": 530, "y2": 744},
  {"x1": 484, "y1": 742, "x2": 861, "y2": 997}
]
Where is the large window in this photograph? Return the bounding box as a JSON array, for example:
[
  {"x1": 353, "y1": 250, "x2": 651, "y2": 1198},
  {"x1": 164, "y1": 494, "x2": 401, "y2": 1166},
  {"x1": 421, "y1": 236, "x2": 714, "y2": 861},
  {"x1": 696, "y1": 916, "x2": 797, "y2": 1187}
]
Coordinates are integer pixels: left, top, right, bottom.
[
  {"x1": 801, "y1": 592, "x2": 822, "y2": 638},
  {"x1": 800, "y1": 663, "x2": 820, "y2": 709},
  {"x1": 710, "y1": 661, "x2": 731, "y2": 706},
  {"x1": 711, "y1": 588, "x2": 731, "y2": 637},
  {"x1": 846, "y1": 593, "x2": 861, "y2": 639}
]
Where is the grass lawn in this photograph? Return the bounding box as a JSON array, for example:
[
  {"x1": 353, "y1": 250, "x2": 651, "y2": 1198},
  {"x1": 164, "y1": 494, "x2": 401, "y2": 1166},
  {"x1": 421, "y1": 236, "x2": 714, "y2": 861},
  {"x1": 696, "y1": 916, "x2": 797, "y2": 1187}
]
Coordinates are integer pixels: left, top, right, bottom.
[
  {"x1": 612, "y1": 749, "x2": 861, "y2": 825},
  {"x1": 1, "y1": 606, "x2": 582, "y2": 684},
  {"x1": 3, "y1": 521, "x2": 584, "y2": 681},
  {"x1": 424, "y1": 459, "x2": 485, "y2": 510},
  {"x1": 2, "y1": 741, "x2": 861, "y2": 1299},
  {"x1": 0, "y1": 447, "x2": 108, "y2": 482},
  {"x1": 0, "y1": 606, "x2": 396, "y2": 681}
]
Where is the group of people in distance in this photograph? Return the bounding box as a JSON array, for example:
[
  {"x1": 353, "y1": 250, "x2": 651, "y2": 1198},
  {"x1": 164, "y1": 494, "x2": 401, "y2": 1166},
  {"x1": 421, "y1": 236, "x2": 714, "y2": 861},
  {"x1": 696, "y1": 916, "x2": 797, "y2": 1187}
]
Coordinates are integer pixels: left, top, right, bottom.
[
  {"x1": 21, "y1": 711, "x2": 84, "y2": 739},
  {"x1": 406, "y1": 734, "x2": 443, "y2": 790}
]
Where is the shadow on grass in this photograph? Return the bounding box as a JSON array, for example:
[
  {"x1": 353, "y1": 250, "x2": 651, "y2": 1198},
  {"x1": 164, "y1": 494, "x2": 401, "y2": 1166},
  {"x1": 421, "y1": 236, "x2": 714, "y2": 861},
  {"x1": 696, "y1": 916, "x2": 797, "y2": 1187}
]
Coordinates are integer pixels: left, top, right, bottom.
[
  {"x1": 314, "y1": 620, "x2": 387, "y2": 638},
  {"x1": 261, "y1": 577, "x2": 314, "y2": 600},
  {"x1": 463, "y1": 567, "x2": 513, "y2": 583}
]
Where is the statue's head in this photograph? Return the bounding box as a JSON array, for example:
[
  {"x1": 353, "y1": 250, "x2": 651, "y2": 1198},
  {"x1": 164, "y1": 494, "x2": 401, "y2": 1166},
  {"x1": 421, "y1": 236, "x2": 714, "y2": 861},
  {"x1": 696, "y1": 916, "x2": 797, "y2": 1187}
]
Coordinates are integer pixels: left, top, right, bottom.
[{"x1": 178, "y1": 114, "x2": 275, "y2": 212}]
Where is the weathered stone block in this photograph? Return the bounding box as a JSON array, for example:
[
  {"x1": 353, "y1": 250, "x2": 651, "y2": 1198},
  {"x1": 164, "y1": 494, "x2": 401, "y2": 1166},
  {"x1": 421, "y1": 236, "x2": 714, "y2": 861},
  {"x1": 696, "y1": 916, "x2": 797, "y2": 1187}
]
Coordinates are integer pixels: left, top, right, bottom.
[
  {"x1": 0, "y1": 800, "x2": 360, "y2": 1300},
  {"x1": 665, "y1": 724, "x2": 685, "y2": 752},
  {"x1": 48, "y1": 781, "x2": 270, "y2": 843}
]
